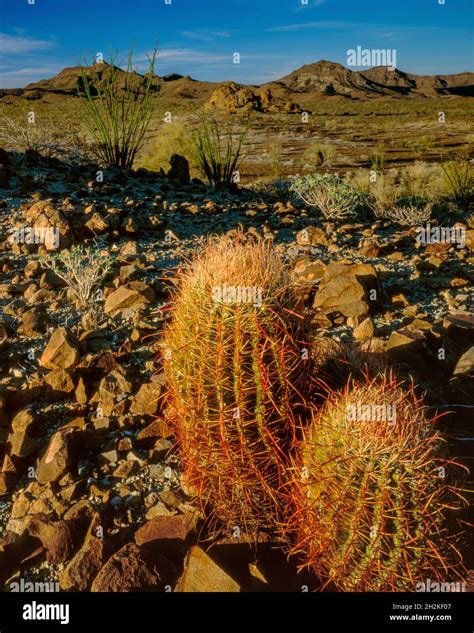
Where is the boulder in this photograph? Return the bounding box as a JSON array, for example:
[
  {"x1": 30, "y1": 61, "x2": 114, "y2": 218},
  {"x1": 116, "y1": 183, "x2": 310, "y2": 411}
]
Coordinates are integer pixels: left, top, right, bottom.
[
  {"x1": 27, "y1": 514, "x2": 75, "y2": 564},
  {"x1": 40, "y1": 327, "x2": 80, "y2": 370},
  {"x1": 167, "y1": 154, "x2": 190, "y2": 184},
  {"x1": 134, "y1": 515, "x2": 195, "y2": 547},
  {"x1": 313, "y1": 262, "x2": 378, "y2": 321},
  {"x1": 59, "y1": 514, "x2": 105, "y2": 591},
  {"x1": 17, "y1": 308, "x2": 49, "y2": 337},
  {"x1": 453, "y1": 346, "x2": 474, "y2": 376},
  {"x1": 176, "y1": 546, "x2": 240, "y2": 592},
  {"x1": 91, "y1": 543, "x2": 162, "y2": 592},
  {"x1": 44, "y1": 369, "x2": 75, "y2": 394},
  {"x1": 104, "y1": 282, "x2": 156, "y2": 315},
  {"x1": 130, "y1": 382, "x2": 160, "y2": 416},
  {"x1": 36, "y1": 428, "x2": 78, "y2": 484},
  {"x1": 296, "y1": 227, "x2": 328, "y2": 246}
]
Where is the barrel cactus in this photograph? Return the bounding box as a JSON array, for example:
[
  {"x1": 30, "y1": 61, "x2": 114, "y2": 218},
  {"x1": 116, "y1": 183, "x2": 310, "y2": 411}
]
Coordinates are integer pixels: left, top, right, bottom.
[
  {"x1": 163, "y1": 234, "x2": 309, "y2": 535},
  {"x1": 286, "y1": 373, "x2": 467, "y2": 591}
]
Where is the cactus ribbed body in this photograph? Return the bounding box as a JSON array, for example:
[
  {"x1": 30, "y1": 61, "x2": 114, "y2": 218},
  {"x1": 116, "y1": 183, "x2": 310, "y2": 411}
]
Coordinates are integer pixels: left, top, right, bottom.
[
  {"x1": 164, "y1": 236, "x2": 308, "y2": 533},
  {"x1": 287, "y1": 375, "x2": 466, "y2": 591}
]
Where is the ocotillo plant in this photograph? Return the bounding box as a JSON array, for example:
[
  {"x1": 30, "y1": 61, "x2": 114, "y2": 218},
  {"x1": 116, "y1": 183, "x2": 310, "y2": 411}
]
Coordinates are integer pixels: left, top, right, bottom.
[
  {"x1": 163, "y1": 234, "x2": 309, "y2": 535},
  {"x1": 286, "y1": 373, "x2": 468, "y2": 591}
]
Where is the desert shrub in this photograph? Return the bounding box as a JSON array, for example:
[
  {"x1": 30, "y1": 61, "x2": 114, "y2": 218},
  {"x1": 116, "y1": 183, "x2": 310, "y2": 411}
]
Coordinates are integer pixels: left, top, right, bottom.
[
  {"x1": 290, "y1": 173, "x2": 369, "y2": 219},
  {"x1": 163, "y1": 234, "x2": 309, "y2": 534},
  {"x1": 408, "y1": 135, "x2": 434, "y2": 159},
  {"x1": 379, "y1": 201, "x2": 433, "y2": 226},
  {"x1": 302, "y1": 141, "x2": 334, "y2": 169},
  {"x1": 441, "y1": 160, "x2": 473, "y2": 210},
  {"x1": 401, "y1": 161, "x2": 445, "y2": 200},
  {"x1": 246, "y1": 179, "x2": 291, "y2": 203},
  {"x1": 369, "y1": 149, "x2": 386, "y2": 172},
  {"x1": 44, "y1": 244, "x2": 113, "y2": 308},
  {"x1": 77, "y1": 49, "x2": 158, "y2": 170},
  {"x1": 269, "y1": 139, "x2": 286, "y2": 181},
  {"x1": 0, "y1": 112, "x2": 92, "y2": 163},
  {"x1": 192, "y1": 115, "x2": 249, "y2": 190},
  {"x1": 286, "y1": 375, "x2": 468, "y2": 591},
  {"x1": 136, "y1": 118, "x2": 199, "y2": 175}
]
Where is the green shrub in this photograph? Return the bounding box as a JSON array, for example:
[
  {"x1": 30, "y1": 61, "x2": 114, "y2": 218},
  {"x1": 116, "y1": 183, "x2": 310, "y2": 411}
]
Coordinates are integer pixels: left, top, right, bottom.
[
  {"x1": 192, "y1": 116, "x2": 249, "y2": 190},
  {"x1": 77, "y1": 49, "x2": 158, "y2": 170},
  {"x1": 441, "y1": 160, "x2": 473, "y2": 210},
  {"x1": 290, "y1": 174, "x2": 369, "y2": 219}
]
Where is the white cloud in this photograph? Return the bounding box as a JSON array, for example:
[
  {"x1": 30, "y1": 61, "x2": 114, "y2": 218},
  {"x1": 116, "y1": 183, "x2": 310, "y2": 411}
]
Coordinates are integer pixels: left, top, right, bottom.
[
  {"x1": 0, "y1": 33, "x2": 57, "y2": 55},
  {"x1": 0, "y1": 65, "x2": 62, "y2": 87},
  {"x1": 266, "y1": 21, "x2": 360, "y2": 33},
  {"x1": 181, "y1": 30, "x2": 231, "y2": 42}
]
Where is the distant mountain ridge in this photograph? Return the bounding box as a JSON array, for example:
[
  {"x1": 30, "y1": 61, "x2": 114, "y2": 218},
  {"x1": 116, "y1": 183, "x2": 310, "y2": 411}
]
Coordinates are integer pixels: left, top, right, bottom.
[{"x1": 1, "y1": 60, "x2": 473, "y2": 99}]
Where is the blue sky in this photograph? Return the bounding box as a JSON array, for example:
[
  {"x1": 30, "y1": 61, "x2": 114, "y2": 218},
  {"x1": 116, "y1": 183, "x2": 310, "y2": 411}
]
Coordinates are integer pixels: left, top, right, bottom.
[{"x1": 1, "y1": 0, "x2": 473, "y2": 87}]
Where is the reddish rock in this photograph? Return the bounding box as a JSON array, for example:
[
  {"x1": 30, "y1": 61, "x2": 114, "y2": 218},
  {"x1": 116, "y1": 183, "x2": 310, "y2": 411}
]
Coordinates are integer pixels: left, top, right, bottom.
[
  {"x1": 104, "y1": 282, "x2": 156, "y2": 315},
  {"x1": 40, "y1": 327, "x2": 80, "y2": 370},
  {"x1": 134, "y1": 514, "x2": 195, "y2": 547},
  {"x1": 59, "y1": 514, "x2": 105, "y2": 591},
  {"x1": 44, "y1": 369, "x2": 75, "y2": 393},
  {"x1": 27, "y1": 514, "x2": 75, "y2": 564},
  {"x1": 91, "y1": 543, "x2": 161, "y2": 592},
  {"x1": 176, "y1": 546, "x2": 240, "y2": 592},
  {"x1": 130, "y1": 382, "x2": 160, "y2": 416},
  {"x1": 36, "y1": 428, "x2": 77, "y2": 484}
]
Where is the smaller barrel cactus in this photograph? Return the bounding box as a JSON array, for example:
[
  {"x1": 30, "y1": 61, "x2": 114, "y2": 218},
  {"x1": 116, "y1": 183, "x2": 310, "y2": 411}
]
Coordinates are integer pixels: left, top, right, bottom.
[{"x1": 286, "y1": 373, "x2": 468, "y2": 591}]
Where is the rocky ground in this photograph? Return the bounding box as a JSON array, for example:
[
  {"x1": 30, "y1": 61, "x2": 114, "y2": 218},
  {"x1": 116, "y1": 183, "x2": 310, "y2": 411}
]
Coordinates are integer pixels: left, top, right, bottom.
[{"x1": 0, "y1": 151, "x2": 473, "y2": 592}]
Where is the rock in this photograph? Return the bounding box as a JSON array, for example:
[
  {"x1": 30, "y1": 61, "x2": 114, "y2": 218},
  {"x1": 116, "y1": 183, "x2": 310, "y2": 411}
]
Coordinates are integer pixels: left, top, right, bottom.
[
  {"x1": 293, "y1": 259, "x2": 326, "y2": 284},
  {"x1": 176, "y1": 546, "x2": 240, "y2": 592},
  {"x1": 91, "y1": 543, "x2": 162, "y2": 592},
  {"x1": 453, "y1": 346, "x2": 474, "y2": 376},
  {"x1": 27, "y1": 514, "x2": 75, "y2": 564},
  {"x1": 85, "y1": 212, "x2": 109, "y2": 235},
  {"x1": 313, "y1": 262, "x2": 378, "y2": 320},
  {"x1": 104, "y1": 282, "x2": 156, "y2": 315},
  {"x1": 44, "y1": 369, "x2": 75, "y2": 393},
  {"x1": 17, "y1": 308, "x2": 49, "y2": 337},
  {"x1": 113, "y1": 461, "x2": 138, "y2": 478},
  {"x1": 130, "y1": 382, "x2": 160, "y2": 416},
  {"x1": 7, "y1": 409, "x2": 39, "y2": 458},
  {"x1": 36, "y1": 428, "x2": 78, "y2": 484},
  {"x1": 167, "y1": 154, "x2": 190, "y2": 184},
  {"x1": 59, "y1": 514, "x2": 105, "y2": 591},
  {"x1": 386, "y1": 326, "x2": 426, "y2": 360},
  {"x1": 314, "y1": 273, "x2": 366, "y2": 319},
  {"x1": 136, "y1": 420, "x2": 164, "y2": 446},
  {"x1": 0, "y1": 531, "x2": 43, "y2": 588},
  {"x1": 353, "y1": 317, "x2": 375, "y2": 341},
  {"x1": 134, "y1": 515, "x2": 195, "y2": 547},
  {"x1": 296, "y1": 227, "x2": 328, "y2": 246},
  {"x1": 98, "y1": 370, "x2": 133, "y2": 416},
  {"x1": 40, "y1": 327, "x2": 80, "y2": 370},
  {"x1": 21, "y1": 199, "x2": 71, "y2": 249}
]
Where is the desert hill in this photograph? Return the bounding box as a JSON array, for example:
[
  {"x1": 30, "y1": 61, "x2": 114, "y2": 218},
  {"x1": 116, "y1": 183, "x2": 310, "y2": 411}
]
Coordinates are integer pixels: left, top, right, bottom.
[
  {"x1": 274, "y1": 60, "x2": 474, "y2": 97},
  {"x1": 1, "y1": 60, "x2": 473, "y2": 105}
]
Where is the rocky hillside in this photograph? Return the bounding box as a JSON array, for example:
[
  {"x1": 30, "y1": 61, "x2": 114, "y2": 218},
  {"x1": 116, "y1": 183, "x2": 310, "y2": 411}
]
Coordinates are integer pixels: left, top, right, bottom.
[
  {"x1": 274, "y1": 60, "x2": 474, "y2": 98},
  {"x1": 1, "y1": 60, "x2": 473, "y2": 105}
]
